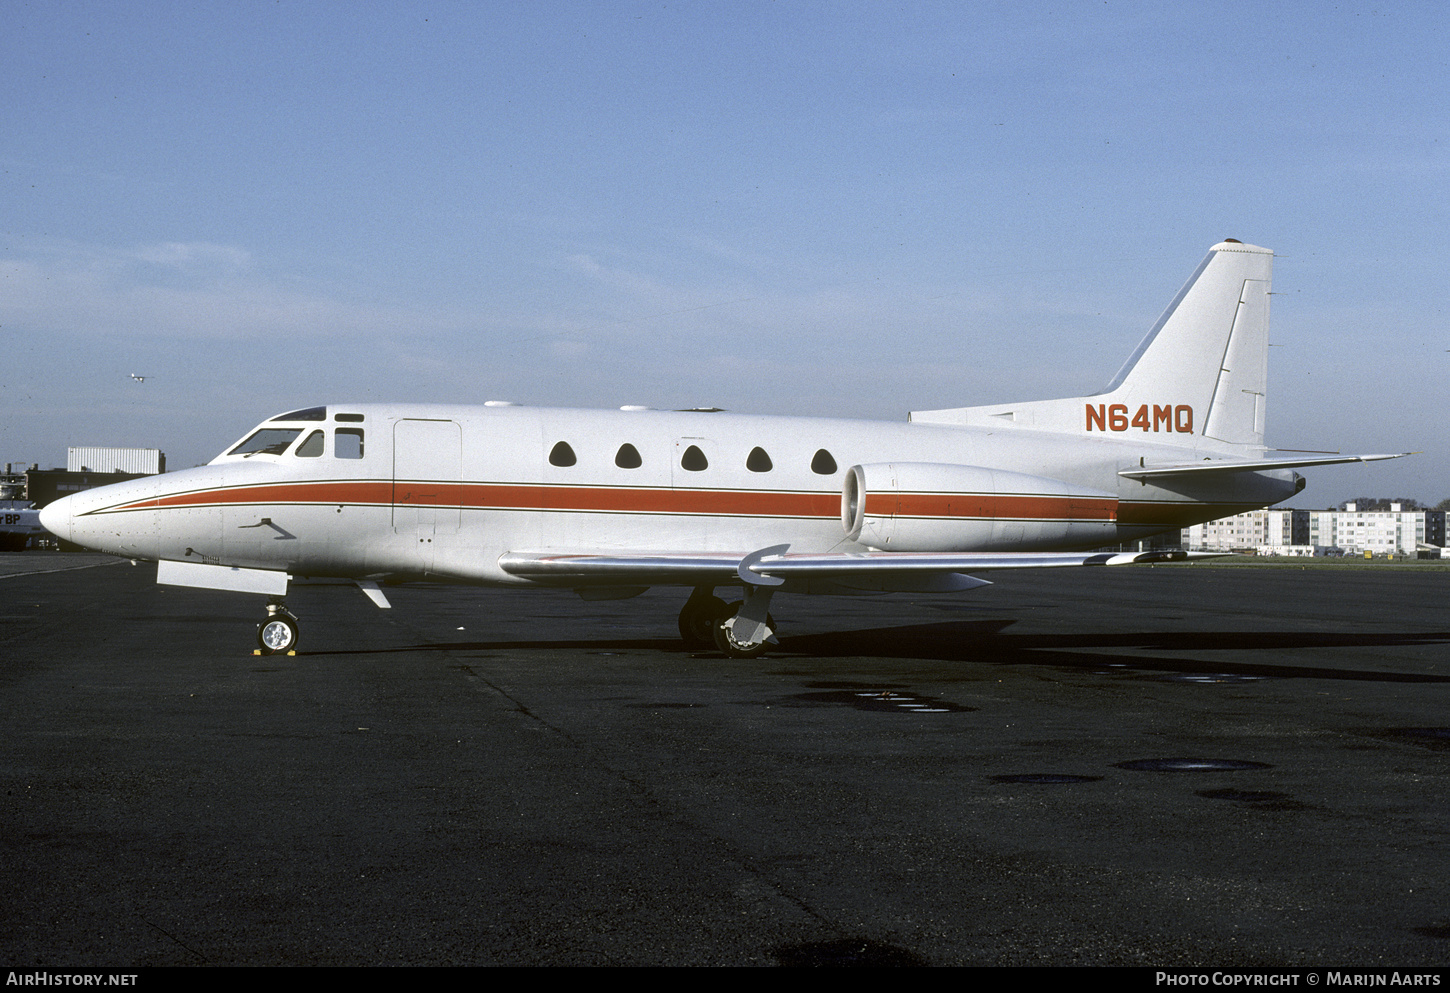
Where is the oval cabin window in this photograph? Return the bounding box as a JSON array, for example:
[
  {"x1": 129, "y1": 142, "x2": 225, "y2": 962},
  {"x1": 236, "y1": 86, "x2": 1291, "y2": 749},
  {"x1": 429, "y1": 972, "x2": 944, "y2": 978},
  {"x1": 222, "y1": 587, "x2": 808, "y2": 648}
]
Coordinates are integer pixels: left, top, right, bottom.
[
  {"x1": 615, "y1": 443, "x2": 642, "y2": 469},
  {"x1": 811, "y1": 449, "x2": 838, "y2": 475},
  {"x1": 746, "y1": 447, "x2": 773, "y2": 472},
  {"x1": 549, "y1": 441, "x2": 577, "y2": 467},
  {"x1": 680, "y1": 445, "x2": 708, "y2": 471}
]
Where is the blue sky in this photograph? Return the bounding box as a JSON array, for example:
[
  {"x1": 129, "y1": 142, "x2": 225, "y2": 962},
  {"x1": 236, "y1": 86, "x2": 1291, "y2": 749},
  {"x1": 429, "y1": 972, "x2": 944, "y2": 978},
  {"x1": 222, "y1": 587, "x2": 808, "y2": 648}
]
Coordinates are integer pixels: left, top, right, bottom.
[{"x1": 3, "y1": 1, "x2": 1446, "y2": 506}]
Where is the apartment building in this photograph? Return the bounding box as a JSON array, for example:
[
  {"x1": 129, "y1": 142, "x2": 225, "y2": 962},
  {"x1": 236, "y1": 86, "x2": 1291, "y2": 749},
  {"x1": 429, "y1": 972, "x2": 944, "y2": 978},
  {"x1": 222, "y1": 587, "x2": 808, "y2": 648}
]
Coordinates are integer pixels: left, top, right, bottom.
[{"x1": 1185, "y1": 503, "x2": 1445, "y2": 556}]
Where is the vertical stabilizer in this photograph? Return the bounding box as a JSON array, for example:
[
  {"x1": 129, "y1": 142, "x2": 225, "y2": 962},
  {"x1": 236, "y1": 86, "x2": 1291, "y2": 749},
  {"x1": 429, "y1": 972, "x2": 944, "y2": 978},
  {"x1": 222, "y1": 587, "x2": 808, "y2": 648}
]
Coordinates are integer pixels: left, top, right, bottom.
[{"x1": 910, "y1": 240, "x2": 1274, "y2": 451}]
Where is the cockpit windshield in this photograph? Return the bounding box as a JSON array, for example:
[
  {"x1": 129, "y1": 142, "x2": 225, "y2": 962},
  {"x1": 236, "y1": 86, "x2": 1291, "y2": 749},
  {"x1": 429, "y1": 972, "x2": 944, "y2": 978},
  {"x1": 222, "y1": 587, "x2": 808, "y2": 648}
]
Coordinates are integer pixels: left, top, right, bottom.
[
  {"x1": 215, "y1": 406, "x2": 367, "y2": 462},
  {"x1": 269, "y1": 406, "x2": 326, "y2": 422},
  {"x1": 228, "y1": 428, "x2": 303, "y2": 457}
]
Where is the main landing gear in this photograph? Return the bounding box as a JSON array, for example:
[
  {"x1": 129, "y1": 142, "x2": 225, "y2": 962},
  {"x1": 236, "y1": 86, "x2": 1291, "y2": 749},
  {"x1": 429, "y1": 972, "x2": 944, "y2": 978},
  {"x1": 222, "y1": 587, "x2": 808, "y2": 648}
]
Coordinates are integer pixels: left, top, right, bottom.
[
  {"x1": 677, "y1": 585, "x2": 778, "y2": 659},
  {"x1": 256, "y1": 601, "x2": 300, "y2": 655},
  {"x1": 678, "y1": 588, "x2": 727, "y2": 649}
]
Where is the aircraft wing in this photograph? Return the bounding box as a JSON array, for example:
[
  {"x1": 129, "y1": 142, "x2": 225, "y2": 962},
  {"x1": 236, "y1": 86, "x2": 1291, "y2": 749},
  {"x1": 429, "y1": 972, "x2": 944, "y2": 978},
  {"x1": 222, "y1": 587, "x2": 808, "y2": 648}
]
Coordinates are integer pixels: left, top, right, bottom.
[
  {"x1": 498, "y1": 546, "x2": 1216, "y2": 594},
  {"x1": 1118, "y1": 452, "x2": 1409, "y2": 481}
]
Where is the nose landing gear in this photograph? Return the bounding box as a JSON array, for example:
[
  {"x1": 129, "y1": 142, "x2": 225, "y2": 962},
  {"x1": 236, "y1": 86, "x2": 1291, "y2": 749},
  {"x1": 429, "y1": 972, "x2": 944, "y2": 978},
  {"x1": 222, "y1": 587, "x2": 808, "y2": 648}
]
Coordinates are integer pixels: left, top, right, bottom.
[{"x1": 256, "y1": 602, "x2": 300, "y2": 655}]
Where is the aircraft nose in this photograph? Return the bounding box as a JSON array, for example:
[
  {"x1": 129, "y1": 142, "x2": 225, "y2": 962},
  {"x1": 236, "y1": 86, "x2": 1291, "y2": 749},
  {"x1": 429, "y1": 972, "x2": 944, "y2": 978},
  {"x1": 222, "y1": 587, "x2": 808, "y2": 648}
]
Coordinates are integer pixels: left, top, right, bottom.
[
  {"x1": 37, "y1": 478, "x2": 161, "y2": 558},
  {"x1": 38, "y1": 495, "x2": 74, "y2": 544}
]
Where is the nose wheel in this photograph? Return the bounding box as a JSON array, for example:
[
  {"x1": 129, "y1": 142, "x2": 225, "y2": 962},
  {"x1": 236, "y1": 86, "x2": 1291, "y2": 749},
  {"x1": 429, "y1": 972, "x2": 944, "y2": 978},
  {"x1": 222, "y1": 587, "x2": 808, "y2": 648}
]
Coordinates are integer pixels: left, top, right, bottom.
[{"x1": 256, "y1": 604, "x2": 300, "y2": 655}]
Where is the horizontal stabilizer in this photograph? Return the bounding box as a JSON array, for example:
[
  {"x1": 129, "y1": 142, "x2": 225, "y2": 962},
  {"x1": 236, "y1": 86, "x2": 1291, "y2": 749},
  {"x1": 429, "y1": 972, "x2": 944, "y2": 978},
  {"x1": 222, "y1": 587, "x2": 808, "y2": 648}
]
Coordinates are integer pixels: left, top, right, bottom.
[{"x1": 1119, "y1": 452, "x2": 1410, "y2": 481}]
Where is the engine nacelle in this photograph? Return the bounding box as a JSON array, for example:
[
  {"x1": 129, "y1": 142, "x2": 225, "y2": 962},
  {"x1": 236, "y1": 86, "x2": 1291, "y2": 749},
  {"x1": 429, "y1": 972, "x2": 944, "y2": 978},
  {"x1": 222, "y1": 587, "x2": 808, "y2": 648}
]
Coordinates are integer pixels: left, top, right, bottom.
[{"x1": 842, "y1": 462, "x2": 1119, "y2": 552}]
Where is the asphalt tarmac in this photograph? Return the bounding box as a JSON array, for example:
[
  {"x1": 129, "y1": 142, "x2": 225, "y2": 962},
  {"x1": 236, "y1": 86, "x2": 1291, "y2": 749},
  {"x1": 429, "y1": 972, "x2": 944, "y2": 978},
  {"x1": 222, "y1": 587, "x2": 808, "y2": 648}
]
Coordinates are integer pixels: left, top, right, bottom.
[{"x1": 3, "y1": 553, "x2": 1449, "y2": 966}]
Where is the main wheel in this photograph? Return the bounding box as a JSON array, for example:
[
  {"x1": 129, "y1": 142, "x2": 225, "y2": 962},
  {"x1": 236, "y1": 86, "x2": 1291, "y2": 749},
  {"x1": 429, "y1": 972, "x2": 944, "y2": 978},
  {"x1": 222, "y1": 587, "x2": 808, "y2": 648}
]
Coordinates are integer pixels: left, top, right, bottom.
[
  {"x1": 257, "y1": 613, "x2": 300, "y2": 654},
  {"x1": 711, "y1": 601, "x2": 776, "y2": 659},
  {"x1": 678, "y1": 594, "x2": 727, "y2": 649}
]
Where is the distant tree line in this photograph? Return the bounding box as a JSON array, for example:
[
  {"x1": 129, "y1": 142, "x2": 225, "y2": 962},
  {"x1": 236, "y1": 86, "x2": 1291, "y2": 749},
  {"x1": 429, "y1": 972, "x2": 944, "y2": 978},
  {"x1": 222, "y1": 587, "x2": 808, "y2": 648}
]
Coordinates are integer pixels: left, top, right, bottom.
[{"x1": 1333, "y1": 497, "x2": 1450, "y2": 511}]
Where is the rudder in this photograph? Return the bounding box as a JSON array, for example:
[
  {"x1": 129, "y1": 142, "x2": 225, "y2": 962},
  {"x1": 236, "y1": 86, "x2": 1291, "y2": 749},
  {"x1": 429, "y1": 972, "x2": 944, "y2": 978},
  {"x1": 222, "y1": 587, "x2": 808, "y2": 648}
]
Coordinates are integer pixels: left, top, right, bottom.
[{"x1": 911, "y1": 240, "x2": 1274, "y2": 451}]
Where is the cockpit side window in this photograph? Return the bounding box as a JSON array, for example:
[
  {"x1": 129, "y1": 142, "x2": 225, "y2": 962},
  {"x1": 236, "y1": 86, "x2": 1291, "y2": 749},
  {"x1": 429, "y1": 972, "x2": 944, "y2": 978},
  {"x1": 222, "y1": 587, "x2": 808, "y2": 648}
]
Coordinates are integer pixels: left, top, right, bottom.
[
  {"x1": 295, "y1": 430, "x2": 325, "y2": 457},
  {"x1": 229, "y1": 428, "x2": 303, "y2": 457},
  {"x1": 335, "y1": 428, "x2": 364, "y2": 459}
]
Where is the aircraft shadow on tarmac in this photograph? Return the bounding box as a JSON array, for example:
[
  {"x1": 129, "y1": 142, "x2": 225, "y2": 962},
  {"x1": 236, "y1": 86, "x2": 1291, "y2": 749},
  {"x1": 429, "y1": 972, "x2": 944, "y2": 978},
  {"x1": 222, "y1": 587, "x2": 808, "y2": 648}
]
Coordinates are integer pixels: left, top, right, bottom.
[
  {"x1": 336, "y1": 616, "x2": 1450, "y2": 683},
  {"x1": 776, "y1": 619, "x2": 1450, "y2": 682}
]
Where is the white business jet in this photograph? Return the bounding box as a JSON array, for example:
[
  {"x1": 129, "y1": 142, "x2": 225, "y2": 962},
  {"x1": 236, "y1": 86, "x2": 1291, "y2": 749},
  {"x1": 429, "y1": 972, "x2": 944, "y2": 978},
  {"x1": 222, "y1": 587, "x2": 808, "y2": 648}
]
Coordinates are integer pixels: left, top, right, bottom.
[{"x1": 41, "y1": 241, "x2": 1404, "y2": 656}]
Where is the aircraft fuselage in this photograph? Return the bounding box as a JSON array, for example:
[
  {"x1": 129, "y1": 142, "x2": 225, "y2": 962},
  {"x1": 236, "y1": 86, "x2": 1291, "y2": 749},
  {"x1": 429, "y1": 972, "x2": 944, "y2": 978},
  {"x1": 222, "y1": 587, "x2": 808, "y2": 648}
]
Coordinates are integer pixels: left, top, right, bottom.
[{"x1": 43, "y1": 401, "x2": 1297, "y2": 588}]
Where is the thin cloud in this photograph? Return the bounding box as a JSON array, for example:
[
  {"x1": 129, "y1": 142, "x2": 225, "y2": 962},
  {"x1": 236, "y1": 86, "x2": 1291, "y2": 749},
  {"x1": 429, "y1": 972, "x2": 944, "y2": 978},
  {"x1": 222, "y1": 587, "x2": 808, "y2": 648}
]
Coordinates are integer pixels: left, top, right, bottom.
[{"x1": 1, "y1": 238, "x2": 437, "y2": 341}]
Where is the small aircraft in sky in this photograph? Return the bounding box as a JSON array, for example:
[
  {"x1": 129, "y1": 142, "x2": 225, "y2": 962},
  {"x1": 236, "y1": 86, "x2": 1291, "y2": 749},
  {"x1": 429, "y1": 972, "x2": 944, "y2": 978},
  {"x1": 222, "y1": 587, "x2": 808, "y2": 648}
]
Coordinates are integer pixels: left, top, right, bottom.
[{"x1": 42, "y1": 240, "x2": 1404, "y2": 656}]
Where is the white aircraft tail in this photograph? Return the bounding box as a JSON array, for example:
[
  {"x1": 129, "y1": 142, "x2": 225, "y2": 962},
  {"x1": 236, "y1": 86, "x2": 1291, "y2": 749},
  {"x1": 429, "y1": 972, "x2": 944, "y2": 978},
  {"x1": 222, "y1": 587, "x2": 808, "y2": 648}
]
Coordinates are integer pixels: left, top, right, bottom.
[{"x1": 911, "y1": 240, "x2": 1274, "y2": 451}]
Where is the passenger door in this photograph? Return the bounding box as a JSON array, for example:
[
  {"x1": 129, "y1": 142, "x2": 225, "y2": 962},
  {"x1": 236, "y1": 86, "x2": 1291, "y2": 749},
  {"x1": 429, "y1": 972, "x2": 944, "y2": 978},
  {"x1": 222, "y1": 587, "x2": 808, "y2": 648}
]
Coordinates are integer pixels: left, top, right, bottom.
[{"x1": 392, "y1": 419, "x2": 462, "y2": 568}]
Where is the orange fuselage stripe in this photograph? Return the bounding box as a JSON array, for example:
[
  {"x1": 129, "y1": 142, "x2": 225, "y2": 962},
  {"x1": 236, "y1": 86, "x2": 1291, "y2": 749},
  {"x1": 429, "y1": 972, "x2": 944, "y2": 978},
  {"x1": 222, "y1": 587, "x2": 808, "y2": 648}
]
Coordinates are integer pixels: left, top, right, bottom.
[
  {"x1": 104, "y1": 481, "x2": 840, "y2": 518},
  {"x1": 98, "y1": 480, "x2": 1239, "y2": 528}
]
